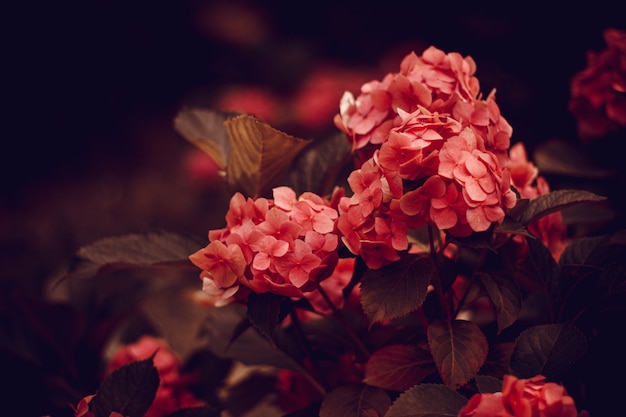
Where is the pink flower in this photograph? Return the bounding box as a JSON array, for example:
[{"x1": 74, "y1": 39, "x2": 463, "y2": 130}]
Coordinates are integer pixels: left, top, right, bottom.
[
  {"x1": 569, "y1": 28, "x2": 626, "y2": 141},
  {"x1": 189, "y1": 239, "x2": 246, "y2": 289},
  {"x1": 458, "y1": 375, "x2": 585, "y2": 417},
  {"x1": 274, "y1": 240, "x2": 322, "y2": 288},
  {"x1": 457, "y1": 392, "x2": 513, "y2": 417},
  {"x1": 501, "y1": 375, "x2": 580, "y2": 417}
]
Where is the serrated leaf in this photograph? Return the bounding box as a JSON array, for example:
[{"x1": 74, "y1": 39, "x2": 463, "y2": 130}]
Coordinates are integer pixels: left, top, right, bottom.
[
  {"x1": 384, "y1": 383, "x2": 468, "y2": 417},
  {"x1": 69, "y1": 231, "x2": 205, "y2": 276},
  {"x1": 519, "y1": 189, "x2": 607, "y2": 227},
  {"x1": 427, "y1": 320, "x2": 488, "y2": 388},
  {"x1": 360, "y1": 254, "x2": 435, "y2": 324},
  {"x1": 478, "y1": 272, "x2": 521, "y2": 334},
  {"x1": 509, "y1": 323, "x2": 587, "y2": 379},
  {"x1": 91, "y1": 357, "x2": 159, "y2": 417},
  {"x1": 224, "y1": 114, "x2": 312, "y2": 197},
  {"x1": 174, "y1": 107, "x2": 312, "y2": 198},
  {"x1": 319, "y1": 384, "x2": 391, "y2": 417},
  {"x1": 363, "y1": 344, "x2": 437, "y2": 391},
  {"x1": 246, "y1": 292, "x2": 288, "y2": 346}
]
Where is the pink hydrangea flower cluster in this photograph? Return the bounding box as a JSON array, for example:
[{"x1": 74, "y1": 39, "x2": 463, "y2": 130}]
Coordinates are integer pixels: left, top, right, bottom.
[
  {"x1": 569, "y1": 28, "x2": 626, "y2": 142},
  {"x1": 458, "y1": 375, "x2": 585, "y2": 417},
  {"x1": 334, "y1": 46, "x2": 517, "y2": 268},
  {"x1": 190, "y1": 187, "x2": 343, "y2": 303}
]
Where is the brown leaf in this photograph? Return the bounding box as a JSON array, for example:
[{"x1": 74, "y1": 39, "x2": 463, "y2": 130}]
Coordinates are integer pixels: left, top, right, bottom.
[
  {"x1": 427, "y1": 320, "x2": 488, "y2": 389},
  {"x1": 363, "y1": 344, "x2": 437, "y2": 391},
  {"x1": 224, "y1": 114, "x2": 311, "y2": 197},
  {"x1": 174, "y1": 107, "x2": 312, "y2": 198}
]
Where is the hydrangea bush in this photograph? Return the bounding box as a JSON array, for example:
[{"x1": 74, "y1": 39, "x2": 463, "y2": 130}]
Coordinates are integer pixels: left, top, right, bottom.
[{"x1": 42, "y1": 29, "x2": 626, "y2": 417}]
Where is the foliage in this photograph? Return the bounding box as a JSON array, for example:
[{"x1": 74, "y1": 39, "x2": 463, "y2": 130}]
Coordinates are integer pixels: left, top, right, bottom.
[{"x1": 23, "y1": 33, "x2": 626, "y2": 417}]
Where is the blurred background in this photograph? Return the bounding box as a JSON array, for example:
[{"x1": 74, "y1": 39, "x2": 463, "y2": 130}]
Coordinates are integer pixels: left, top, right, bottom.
[{"x1": 2, "y1": 0, "x2": 624, "y2": 415}]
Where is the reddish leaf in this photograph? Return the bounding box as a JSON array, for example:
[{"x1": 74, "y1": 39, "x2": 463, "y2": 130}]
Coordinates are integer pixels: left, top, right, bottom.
[
  {"x1": 509, "y1": 323, "x2": 587, "y2": 379},
  {"x1": 363, "y1": 344, "x2": 437, "y2": 391},
  {"x1": 384, "y1": 383, "x2": 468, "y2": 417},
  {"x1": 360, "y1": 254, "x2": 435, "y2": 325},
  {"x1": 478, "y1": 271, "x2": 521, "y2": 333},
  {"x1": 427, "y1": 320, "x2": 488, "y2": 388},
  {"x1": 319, "y1": 384, "x2": 391, "y2": 417}
]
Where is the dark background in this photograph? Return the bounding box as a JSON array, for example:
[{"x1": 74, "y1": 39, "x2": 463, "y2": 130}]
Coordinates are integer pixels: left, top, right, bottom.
[{"x1": 2, "y1": 1, "x2": 625, "y2": 415}]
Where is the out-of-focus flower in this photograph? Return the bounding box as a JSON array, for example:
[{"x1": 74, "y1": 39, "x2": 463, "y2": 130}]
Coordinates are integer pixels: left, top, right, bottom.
[
  {"x1": 214, "y1": 86, "x2": 285, "y2": 126},
  {"x1": 569, "y1": 28, "x2": 626, "y2": 141},
  {"x1": 509, "y1": 142, "x2": 568, "y2": 261},
  {"x1": 106, "y1": 336, "x2": 206, "y2": 417},
  {"x1": 70, "y1": 337, "x2": 205, "y2": 417}
]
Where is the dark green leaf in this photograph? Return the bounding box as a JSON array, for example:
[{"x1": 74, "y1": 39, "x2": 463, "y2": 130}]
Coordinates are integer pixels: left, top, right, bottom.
[
  {"x1": 360, "y1": 254, "x2": 435, "y2": 324},
  {"x1": 509, "y1": 323, "x2": 587, "y2": 379},
  {"x1": 384, "y1": 383, "x2": 467, "y2": 417},
  {"x1": 363, "y1": 344, "x2": 437, "y2": 391},
  {"x1": 200, "y1": 303, "x2": 306, "y2": 373},
  {"x1": 427, "y1": 320, "x2": 488, "y2": 388},
  {"x1": 495, "y1": 214, "x2": 535, "y2": 238},
  {"x1": 91, "y1": 357, "x2": 159, "y2": 417},
  {"x1": 283, "y1": 132, "x2": 353, "y2": 196},
  {"x1": 558, "y1": 235, "x2": 610, "y2": 266},
  {"x1": 478, "y1": 272, "x2": 521, "y2": 334},
  {"x1": 319, "y1": 384, "x2": 391, "y2": 417},
  {"x1": 478, "y1": 342, "x2": 514, "y2": 379},
  {"x1": 519, "y1": 189, "x2": 607, "y2": 227},
  {"x1": 247, "y1": 292, "x2": 289, "y2": 346},
  {"x1": 65, "y1": 231, "x2": 205, "y2": 281},
  {"x1": 474, "y1": 375, "x2": 502, "y2": 394}
]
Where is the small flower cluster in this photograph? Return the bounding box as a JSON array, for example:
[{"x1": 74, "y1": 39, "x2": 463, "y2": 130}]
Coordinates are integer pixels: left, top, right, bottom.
[
  {"x1": 334, "y1": 46, "x2": 517, "y2": 268},
  {"x1": 569, "y1": 28, "x2": 626, "y2": 141},
  {"x1": 458, "y1": 375, "x2": 585, "y2": 417},
  {"x1": 190, "y1": 187, "x2": 342, "y2": 303}
]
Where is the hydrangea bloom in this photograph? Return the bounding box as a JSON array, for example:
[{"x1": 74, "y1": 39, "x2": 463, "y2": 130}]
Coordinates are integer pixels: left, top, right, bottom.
[
  {"x1": 334, "y1": 46, "x2": 517, "y2": 267},
  {"x1": 458, "y1": 375, "x2": 584, "y2": 417},
  {"x1": 190, "y1": 187, "x2": 342, "y2": 302},
  {"x1": 569, "y1": 28, "x2": 626, "y2": 141}
]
